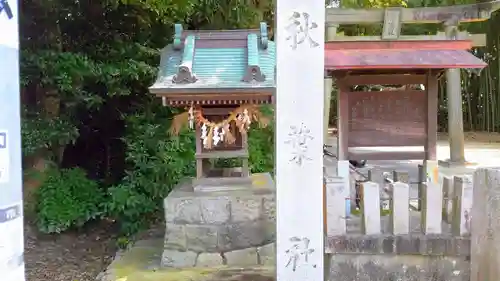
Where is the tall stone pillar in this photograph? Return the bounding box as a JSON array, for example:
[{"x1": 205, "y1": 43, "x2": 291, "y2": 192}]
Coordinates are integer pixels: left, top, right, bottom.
[
  {"x1": 275, "y1": 1, "x2": 326, "y2": 281},
  {"x1": 441, "y1": 23, "x2": 466, "y2": 166},
  {"x1": 0, "y1": 1, "x2": 26, "y2": 281}
]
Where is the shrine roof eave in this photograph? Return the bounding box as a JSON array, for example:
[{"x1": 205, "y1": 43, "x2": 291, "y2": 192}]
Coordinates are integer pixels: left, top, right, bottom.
[
  {"x1": 325, "y1": 40, "x2": 487, "y2": 72},
  {"x1": 148, "y1": 85, "x2": 275, "y2": 95}
]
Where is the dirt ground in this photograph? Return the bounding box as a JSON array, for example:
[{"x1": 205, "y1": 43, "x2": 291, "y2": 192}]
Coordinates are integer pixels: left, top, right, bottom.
[
  {"x1": 24, "y1": 218, "x2": 119, "y2": 281},
  {"x1": 23, "y1": 215, "x2": 166, "y2": 281},
  {"x1": 437, "y1": 131, "x2": 500, "y2": 143},
  {"x1": 329, "y1": 128, "x2": 500, "y2": 143}
]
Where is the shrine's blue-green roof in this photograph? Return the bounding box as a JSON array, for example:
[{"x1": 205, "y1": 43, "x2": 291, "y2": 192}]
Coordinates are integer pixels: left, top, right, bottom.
[{"x1": 149, "y1": 22, "x2": 275, "y2": 95}]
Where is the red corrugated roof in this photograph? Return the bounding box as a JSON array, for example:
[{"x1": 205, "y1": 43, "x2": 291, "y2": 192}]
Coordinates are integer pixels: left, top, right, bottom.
[{"x1": 325, "y1": 40, "x2": 487, "y2": 70}]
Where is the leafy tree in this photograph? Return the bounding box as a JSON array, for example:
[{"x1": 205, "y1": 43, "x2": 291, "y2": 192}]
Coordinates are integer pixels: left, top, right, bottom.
[{"x1": 20, "y1": 0, "x2": 276, "y2": 234}]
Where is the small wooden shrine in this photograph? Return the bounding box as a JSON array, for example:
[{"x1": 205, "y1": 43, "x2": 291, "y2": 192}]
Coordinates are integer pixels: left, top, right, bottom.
[
  {"x1": 149, "y1": 23, "x2": 275, "y2": 189},
  {"x1": 324, "y1": 40, "x2": 486, "y2": 164}
]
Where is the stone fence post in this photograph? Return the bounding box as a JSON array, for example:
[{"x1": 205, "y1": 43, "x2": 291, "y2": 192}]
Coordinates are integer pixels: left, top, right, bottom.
[{"x1": 471, "y1": 167, "x2": 500, "y2": 281}]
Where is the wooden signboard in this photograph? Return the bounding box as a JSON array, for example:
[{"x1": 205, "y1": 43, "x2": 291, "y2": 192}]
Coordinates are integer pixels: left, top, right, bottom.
[{"x1": 275, "y1": 0, "x2": 325, "y2": 280}]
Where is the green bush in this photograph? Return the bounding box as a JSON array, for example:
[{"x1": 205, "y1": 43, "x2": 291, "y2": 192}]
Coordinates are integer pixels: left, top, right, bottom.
[
  {"x1": 105, "y1": 104, "x2": 196, "y2": 235},
  {"x1": 248, "y1": 121, "x2": 274, "y2": 174},
  {"x1": 35, "y1": 168, "x2": 104, "y2": 233}
]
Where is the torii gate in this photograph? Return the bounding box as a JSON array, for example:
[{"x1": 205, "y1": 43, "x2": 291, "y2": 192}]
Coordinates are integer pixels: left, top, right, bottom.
[
  {"x1": 275, "y1": 1, "x2": 499, "y2": 281},
  {"x1": 322, "y1": 1, "x2": 500, "y2": 166}
]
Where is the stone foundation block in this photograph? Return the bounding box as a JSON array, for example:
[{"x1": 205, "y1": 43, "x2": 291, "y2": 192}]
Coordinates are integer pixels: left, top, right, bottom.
[
  {"x1": 164, "y1": 223, "x2": 186, "y2": 251},
  {"x1": 199, "y1": 197, "x2": 231, "y2": 224},
  {"x1": 230, "y1": 196, "x2": 261, "y2": 222},
  {"x1": 224, "y1": 248, "x2": 259, "y2": 266},
  {"x1": 185, "y1": 224, "x2": 218, "y2": 252},
  {"x1": 164, "y1": 197, "x2": 202, "y2": 224},
  {"x1": 161, "y1": 249, "x2": 197, "y2": 267},
  {"x1": 221, "y1": 221, "x2": 268, "y2": 250},
  {"x1": 195, "y1": 252, "x2": 223, "y2": 267},
  {"x1": 257, "y1": 243, "x2": 275, "y2": 265}
]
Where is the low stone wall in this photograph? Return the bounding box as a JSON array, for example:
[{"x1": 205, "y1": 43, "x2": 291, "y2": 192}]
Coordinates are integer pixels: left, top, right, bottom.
[
  {"x1": 162, "y1": 175, "x2": 276, "y2": 267},
  {"x1": 326, "y1": 234, "x2": 471, "y2": 281}
]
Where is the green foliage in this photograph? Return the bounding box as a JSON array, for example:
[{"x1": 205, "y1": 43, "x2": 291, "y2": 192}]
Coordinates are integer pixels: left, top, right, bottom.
[
  {"x1": 21, "y1": 49, "x2": 158, "y2": 111},
  {"x1": 248, "y1": 125, "x2": 275, "y2": 174},
  {"x1": 105, "y1": 103, "x2": 196, "y2": 234},
  {"x1": 35, "y1": 168, "x2": 105, "y2": 233},
  {"x1": 20, "y1": 0, "x2": 276, "y2": 238},
  {"x1": 21, "y1": 110, "x2": 79, "y2": 158}
]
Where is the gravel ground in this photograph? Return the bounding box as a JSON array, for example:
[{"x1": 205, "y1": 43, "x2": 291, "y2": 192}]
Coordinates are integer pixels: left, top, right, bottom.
[{"x1": 24, "y1": 219, "x2": 118, "y2": 281}]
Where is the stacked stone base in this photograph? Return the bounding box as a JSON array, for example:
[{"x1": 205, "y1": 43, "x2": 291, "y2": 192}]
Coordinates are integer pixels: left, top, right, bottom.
[
  {"x1": 162, "y1": 173, "x2": 276, "y2": 267},
  {"x1": 162, "y1": 243, "x2": 275, "y2": 267}
]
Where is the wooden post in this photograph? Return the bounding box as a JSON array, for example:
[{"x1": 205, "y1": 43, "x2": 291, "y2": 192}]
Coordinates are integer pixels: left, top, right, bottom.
[
  {"x1": 241, "y1": 132, "x2": 249, "y2": 177},
  {"x1": 323, "y1": 24, "x2": 337, "y2": 142},
  {"x1": 324, "y1": 76, "x2": 333, "y2": 143},
  {"x1": 275, "y1": 1, "x2": 325, "y2": 281},
  {"x1": 336, "y1": 81, "x2": 350, "y2": 216},
  {"x1": 471, "y1": 168, "x2": 500, "y2": 281},
  {"x1": 417, "y1": 164, "x2": 424, "y2": 211},
  {"x1": 195, "y1": 124, "x2": 203, "y2": 178},
  {"x1": 424, "y1": 71, "x2": 439, "y2": 184},
  {"x1": 336, "y1": 82, "x2": 349, "y2": 161}
]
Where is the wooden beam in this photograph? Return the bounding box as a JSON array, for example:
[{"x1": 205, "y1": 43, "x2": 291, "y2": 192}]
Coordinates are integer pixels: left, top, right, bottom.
[
  {"x1": 343, "y1": 90, "x2": 423, "y2": 96},
  {"x1": 328, "y1": 33, "x2": 486, "y2": 47},
  {"x1": 348, "y1": 150, "x2": 426, "y2": 161},
  {"x1": 340, "y1": 74, "x2": 427, "y2": 85},
  {"x1": 201, "y1": 107, "x2": 235, "y2": 116},
  {"x1": 326, "y1": 1, "x2": 500, "y2": 24}
]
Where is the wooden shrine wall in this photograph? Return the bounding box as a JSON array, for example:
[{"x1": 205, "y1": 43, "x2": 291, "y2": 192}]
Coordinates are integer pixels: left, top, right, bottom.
[{"x1": 347, "y1": 90, "x2": 427, "y2": 147}]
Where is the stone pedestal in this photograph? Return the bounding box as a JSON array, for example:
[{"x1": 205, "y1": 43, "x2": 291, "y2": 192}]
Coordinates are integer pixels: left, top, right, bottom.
[{"x1": 162, "y1": 173, "x2": 276, "y2": 267}]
